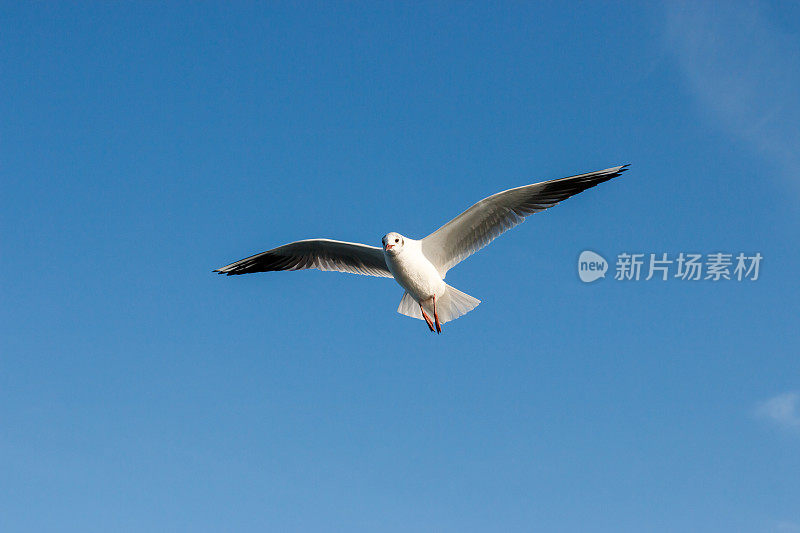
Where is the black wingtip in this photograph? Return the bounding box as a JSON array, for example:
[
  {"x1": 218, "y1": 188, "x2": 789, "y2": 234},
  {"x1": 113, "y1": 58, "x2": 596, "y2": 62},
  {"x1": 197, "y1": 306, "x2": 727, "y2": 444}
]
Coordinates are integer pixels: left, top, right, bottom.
[{"x1": 606, "y1": 164, "x2": 630, "y2": 179}]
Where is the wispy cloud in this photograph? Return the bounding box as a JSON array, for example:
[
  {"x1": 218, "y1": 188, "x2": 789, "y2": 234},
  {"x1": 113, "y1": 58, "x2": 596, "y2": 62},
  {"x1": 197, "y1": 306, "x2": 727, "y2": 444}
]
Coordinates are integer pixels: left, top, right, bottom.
[
  {"x1": 776, "y1": 521, "x2": 800, "y2": 532},
  {"x1": 664, "y1": 1, "x2": 800, "y2": 184},
  {"x1": 754, "y1": 392, "x2": 800, "y2": 431}
]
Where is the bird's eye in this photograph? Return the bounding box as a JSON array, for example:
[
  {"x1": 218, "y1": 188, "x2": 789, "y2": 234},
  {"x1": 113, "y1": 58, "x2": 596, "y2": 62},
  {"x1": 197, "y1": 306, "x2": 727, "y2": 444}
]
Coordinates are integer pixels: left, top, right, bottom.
[{"x1": 395, "y1": 238, "x2": 399, "y2": 243}]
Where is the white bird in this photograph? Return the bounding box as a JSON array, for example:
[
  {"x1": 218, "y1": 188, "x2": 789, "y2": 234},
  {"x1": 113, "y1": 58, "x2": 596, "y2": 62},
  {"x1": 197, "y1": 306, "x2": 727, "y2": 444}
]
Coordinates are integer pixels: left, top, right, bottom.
[{"x1": 215, "y1": 164, "x2": 628, "y2": 333}]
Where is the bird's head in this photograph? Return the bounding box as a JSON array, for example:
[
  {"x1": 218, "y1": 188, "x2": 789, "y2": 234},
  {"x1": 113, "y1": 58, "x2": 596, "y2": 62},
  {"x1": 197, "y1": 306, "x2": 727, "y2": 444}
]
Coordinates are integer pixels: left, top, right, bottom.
[{"x1": 382, "y1": 232, "x2": 405, "y2": 254}]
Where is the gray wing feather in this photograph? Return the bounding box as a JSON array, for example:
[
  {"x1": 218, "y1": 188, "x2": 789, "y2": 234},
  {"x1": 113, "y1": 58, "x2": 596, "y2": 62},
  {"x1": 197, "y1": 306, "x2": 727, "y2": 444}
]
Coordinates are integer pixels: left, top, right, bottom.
[
  {"x1": 215, "y1": 238, "x2": 392, "y2": 278},
  {"x1": 421, "y1": 165, "x2": 628, "y2": 276}
]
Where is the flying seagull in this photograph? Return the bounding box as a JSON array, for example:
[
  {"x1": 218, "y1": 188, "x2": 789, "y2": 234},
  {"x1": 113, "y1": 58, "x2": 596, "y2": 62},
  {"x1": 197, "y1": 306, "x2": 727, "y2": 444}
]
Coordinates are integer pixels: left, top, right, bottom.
[{"x1": 215, "y1": 164, "x2": 628, "y2": 333}]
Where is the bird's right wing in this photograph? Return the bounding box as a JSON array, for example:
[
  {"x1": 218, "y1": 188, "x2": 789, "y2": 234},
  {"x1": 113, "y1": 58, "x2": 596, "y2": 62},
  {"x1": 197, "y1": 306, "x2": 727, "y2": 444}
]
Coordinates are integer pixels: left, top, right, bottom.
[
  {"x1": 215, "y1": 238, "x2": 393, "y2": 277},
  {"x1": 421, "y1": 165, "x2": 628, "y2": 276}
]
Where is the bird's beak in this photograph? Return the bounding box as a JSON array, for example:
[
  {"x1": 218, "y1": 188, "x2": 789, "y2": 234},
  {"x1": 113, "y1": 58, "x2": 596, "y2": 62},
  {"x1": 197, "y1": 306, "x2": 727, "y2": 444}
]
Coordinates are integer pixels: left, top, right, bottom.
[{"x1": 384, "y1": 244, "x2": 394, "y2": 251}]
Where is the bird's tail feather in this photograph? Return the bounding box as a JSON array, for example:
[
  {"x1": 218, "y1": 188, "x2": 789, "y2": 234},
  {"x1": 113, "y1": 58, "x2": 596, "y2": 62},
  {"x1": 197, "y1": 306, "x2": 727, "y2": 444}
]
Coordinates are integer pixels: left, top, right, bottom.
[
  {"x1": 397, "y1": 291, "x2": 424, "y2": 320},
  {"x1": 397, "y1": 284, "x2": 480, "y2": 324}
]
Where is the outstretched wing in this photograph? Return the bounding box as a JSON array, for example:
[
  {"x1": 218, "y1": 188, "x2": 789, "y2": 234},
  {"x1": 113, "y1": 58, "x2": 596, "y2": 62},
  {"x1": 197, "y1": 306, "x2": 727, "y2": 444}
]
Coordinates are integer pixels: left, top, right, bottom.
[
  {"x1": 421, "y1": 165, "x2": 628, "y2": 276},
  {"x1": 215, "y1": 238, "x2": 393, "y2": 277}
]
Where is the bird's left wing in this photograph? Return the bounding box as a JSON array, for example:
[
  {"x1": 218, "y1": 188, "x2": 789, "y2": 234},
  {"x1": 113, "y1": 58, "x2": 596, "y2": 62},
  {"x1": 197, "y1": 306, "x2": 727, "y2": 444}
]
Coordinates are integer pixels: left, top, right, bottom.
[
  {"x1": 421, "y1": 165, "x2": 628, "y2": 276},
  {"x1": 214, "y1": 238, "x2": 393, "y2": 277}
]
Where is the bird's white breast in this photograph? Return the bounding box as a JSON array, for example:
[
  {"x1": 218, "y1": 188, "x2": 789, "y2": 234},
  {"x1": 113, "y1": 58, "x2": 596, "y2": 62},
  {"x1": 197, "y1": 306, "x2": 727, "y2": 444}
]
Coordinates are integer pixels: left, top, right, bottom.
[{"x1": 384, "y1": 239, "x2": 446, "y2": 301}]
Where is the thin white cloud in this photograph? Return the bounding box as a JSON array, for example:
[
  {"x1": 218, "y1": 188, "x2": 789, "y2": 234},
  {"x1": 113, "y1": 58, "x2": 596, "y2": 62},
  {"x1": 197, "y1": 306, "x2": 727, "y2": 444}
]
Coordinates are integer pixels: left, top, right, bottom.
[
  {"x1": 754, "y1": 392, "x2": 800, "y2": 431},
  {"x1": 664, "y1": 1, "x2": 800, "y2": 185},
  {"x1": 776, "y1": 521, "x2": 800, "y2": 533}
]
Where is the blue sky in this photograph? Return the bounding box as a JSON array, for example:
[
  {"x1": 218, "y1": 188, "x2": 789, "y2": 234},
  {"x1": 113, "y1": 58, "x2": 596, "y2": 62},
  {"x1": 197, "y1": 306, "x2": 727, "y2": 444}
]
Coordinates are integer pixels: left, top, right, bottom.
[{"x1": 2, "y1": 2, "x2": 799, "y2": 531}]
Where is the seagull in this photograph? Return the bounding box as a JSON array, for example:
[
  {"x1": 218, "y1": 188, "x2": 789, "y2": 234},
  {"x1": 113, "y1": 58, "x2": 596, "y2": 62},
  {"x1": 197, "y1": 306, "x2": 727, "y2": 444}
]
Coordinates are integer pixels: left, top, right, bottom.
[{"x1": 215, "y1": 164, "x2": 628, "y2": 333}]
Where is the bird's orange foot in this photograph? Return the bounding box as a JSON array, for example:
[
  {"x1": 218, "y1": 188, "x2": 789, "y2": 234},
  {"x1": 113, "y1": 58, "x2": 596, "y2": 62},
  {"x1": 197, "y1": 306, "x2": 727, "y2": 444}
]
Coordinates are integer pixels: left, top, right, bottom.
[
  {"x1": 433, "y1": 296, "x2": 442, "y2": 334},
  {"x1": 420, "y1": 304, "x2": 436, "y2": 332}
]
